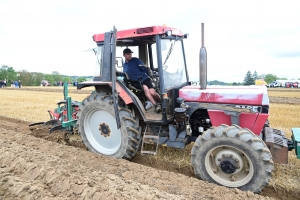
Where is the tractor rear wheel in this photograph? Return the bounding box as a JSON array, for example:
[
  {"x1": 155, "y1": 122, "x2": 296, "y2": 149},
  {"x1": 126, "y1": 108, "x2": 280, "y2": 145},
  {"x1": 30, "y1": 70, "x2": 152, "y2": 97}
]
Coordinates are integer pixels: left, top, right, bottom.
[
  {"x1": 77, "y1": 92, "x2": 141, "y2": 159},
  {"x1": 191, "y1": 124, "x2": 274, "y2": 193}
]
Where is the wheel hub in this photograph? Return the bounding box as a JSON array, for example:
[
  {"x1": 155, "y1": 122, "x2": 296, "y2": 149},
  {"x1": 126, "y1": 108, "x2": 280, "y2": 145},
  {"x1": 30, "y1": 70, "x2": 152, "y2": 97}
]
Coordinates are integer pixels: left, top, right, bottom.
[
  {"x1": 99, "y1": 123, "x2": 111, "y2": 137},
  {"x1": 220, "y1": 158, "x2": 237, "y2": 174},
  {"x1": 215, "y1": 150, "x2": 243, "y2": 175}
]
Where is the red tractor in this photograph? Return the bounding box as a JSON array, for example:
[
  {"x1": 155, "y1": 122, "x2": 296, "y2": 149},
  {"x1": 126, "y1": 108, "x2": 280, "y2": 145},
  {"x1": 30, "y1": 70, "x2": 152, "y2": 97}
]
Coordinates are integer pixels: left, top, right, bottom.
[{"x1": 73, "y1": 24, "x2": 299, "y2": 193}]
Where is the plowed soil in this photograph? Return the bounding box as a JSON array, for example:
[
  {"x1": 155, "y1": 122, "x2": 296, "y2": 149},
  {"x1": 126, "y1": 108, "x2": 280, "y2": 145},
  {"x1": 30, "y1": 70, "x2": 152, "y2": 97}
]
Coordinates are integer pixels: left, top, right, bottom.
[
  {"x1": 0, "y1": 116, "x2": 270, "y2": 200},
  {"x1": 0, "y1": 87, "x2": 299, "y2": 199}
]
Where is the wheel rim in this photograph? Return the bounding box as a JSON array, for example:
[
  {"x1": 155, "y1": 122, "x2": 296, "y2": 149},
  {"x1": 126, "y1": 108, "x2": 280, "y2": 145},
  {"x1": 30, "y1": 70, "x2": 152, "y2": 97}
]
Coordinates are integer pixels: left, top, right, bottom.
[
  {"x1": 204, "y1": 145, "x2": 254, "y2": 187},
  {"x1": 84, "y1": 108, "x2": 121, "y2": 155}
]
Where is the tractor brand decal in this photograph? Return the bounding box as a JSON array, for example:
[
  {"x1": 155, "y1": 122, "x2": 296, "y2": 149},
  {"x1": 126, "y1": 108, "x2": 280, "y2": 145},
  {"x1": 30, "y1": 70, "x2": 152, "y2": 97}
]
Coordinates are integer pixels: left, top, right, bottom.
[
  {"x1": 235, "y1": 105, "x2": 260, "y2": 112},
  {"x1": 200, "y1": 93, "x2": 215, "y2": 101}
]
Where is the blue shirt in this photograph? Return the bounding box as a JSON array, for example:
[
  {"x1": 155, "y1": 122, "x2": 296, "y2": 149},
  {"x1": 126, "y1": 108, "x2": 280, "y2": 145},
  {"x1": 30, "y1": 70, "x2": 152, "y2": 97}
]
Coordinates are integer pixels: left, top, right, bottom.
[{"x1": 123, "y1": 57, "x2": 149, "y2": 81}]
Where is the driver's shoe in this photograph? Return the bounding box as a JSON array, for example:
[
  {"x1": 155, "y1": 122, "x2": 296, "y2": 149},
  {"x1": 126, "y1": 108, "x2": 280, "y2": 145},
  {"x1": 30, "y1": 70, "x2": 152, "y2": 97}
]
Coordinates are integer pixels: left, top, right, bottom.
[{"x1": 155, "y1": 103, "x2": 162, "y2": 113}]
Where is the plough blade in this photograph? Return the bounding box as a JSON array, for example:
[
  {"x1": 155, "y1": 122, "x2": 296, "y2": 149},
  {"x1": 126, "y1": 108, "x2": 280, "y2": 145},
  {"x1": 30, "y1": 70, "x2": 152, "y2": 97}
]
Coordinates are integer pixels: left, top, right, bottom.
[{"x1": 29, "y1": 122, "x2": 45, "y2": 127}]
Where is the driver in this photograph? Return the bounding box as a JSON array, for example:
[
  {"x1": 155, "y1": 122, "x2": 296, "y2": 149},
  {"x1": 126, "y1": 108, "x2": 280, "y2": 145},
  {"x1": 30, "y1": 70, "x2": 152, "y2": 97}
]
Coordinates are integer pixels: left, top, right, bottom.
[{"x1": 122, "y1": 48, "x2": 161, "y2": 113}]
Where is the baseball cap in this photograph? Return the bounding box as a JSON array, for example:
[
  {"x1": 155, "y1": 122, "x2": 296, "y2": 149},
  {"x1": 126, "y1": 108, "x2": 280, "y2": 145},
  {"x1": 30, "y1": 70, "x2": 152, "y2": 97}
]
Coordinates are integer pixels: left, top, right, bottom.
[{"x1": 123, "y1": 48, "x2": 133, "y2": 54}]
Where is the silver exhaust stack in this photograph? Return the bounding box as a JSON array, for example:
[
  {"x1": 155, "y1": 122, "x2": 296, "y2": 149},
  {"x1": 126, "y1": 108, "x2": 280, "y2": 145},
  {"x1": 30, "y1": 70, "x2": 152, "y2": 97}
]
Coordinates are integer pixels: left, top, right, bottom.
[{"x1": 199, "y1": 23, "x2": 207, "y2": 90}]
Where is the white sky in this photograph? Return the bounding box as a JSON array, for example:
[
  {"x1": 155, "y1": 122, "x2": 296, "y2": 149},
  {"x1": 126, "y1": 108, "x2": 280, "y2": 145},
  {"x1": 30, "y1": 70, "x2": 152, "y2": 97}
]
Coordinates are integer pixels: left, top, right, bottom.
[{"x1": 0, "y1": 0, "x2": 299, "y2": 82}]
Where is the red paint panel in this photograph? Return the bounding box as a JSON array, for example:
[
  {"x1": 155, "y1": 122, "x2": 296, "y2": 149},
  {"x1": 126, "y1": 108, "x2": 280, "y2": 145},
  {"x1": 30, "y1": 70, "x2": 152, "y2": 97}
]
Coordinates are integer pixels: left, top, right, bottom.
[
  {"x1": 251, "y1": 114, "x2": 269, "y2": 135},
  {"x1": 93, "y1": 26, "x2": 183, "y2": 42},
  {"x1": 179, "y1": 87, "x2": 265, "y2": 105},
  {"x1": 208, "y1": 110, "x2": 259, "y2": 133},
  {"x1": 208, "y1": 110, "x2": 231, "y2": 126},
  {"x1": 239, "y1": 112, "x2": 258, "y2": 131},
  {"x1": 115, "y1": 82, "x2": 133, "y2": 104}
]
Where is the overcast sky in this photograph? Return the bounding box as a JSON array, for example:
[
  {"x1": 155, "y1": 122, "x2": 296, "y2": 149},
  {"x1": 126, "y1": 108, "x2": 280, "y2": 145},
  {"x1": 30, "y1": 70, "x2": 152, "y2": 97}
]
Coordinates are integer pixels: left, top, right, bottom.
[{"x1": 0, "y1": 0, "x2": 299, "y2": 82}]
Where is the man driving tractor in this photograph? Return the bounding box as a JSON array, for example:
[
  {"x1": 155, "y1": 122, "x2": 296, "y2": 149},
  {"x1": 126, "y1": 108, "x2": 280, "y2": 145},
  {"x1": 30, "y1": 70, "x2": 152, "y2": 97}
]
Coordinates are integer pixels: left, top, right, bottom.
[{"x1": 122, "y1": 48, "x2": 161, "y2": 113}]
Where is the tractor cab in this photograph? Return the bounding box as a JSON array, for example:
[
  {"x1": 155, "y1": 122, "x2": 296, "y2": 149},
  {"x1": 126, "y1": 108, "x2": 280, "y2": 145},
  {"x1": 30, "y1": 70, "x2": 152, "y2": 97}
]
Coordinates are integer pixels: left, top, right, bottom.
[{"x1": 79, "y1": 26, "x2": 190, "y2": 125}]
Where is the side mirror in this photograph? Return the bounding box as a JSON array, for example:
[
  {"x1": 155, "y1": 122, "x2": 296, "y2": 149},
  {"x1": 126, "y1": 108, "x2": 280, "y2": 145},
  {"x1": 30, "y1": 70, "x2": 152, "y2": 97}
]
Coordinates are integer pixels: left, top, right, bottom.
[{"x1": 116, "y1": 57, "x2": 124, "y2": 68}]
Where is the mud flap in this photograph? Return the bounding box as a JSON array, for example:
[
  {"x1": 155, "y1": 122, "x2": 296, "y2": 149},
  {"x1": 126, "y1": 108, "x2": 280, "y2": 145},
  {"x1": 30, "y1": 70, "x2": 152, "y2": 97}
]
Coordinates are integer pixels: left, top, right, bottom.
[{"x1": 264, "y1": 127, "x2": 289, "y2": 164}]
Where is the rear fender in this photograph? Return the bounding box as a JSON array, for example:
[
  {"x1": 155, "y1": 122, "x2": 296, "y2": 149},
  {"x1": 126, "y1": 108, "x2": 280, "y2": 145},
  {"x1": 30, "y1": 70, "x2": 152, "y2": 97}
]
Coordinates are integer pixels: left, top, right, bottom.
[
  {"x1": 77, "y1": 81, "x2": 164, "y2": 124},
  {"x1": 79, "y1": 81, "x2": 146, "y2": 114},
  {"x1": 77, "y1": 81, "x2": 133, "y2": 104}
]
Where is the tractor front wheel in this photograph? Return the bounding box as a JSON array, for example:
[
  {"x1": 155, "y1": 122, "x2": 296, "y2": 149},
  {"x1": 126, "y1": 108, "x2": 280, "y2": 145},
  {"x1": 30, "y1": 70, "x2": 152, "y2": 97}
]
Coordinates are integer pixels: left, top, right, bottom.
[
  {"x1": 191, "y1": 124, "x2": 274, "y2": 193},
  {"x1": 77, "y1": 92, "x2": 141, "y2": 159}
]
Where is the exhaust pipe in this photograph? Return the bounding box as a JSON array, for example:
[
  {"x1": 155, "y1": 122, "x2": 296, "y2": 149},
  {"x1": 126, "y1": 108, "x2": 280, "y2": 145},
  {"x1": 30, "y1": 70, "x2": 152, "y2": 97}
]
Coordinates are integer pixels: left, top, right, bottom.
[{"x1": 199, "y1": 23, "x2": 207, "y2": 90}]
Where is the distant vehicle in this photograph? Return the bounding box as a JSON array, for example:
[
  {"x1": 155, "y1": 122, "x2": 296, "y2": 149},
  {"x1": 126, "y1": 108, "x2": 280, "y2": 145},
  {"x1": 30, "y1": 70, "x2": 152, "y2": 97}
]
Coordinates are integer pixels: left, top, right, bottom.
[
  {"x1": 293, "y1": 82, "x2": 299, "y2": 88},
  {"x1": 285, "y1": 82, "x2": 291, "y2": 88},
  {"x1": 268, "y1": 80, "x2": 295, "y2": 88},
  {"x1": 284, "y1": 81, "x2": 298, "y2": 88},
  {"x1": 41, "y1": 80, "x2": 51, "y2": 86},
  {"x1": 255, "y1": 79, "x2": 267, "y2": 86},
  {"x1": 267, "y1": 81, "x2": 278, "y2": 87}
]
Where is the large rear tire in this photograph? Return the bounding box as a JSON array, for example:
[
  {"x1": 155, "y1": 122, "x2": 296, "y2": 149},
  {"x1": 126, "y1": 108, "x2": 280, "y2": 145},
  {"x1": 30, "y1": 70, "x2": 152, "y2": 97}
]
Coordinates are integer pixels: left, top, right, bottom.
[
  {"x1": 191, "y1": 124, "x2": 274, "y2": 193},
  {"x1": 77, "y1": 92, "x2": 141, "y2": 159}
]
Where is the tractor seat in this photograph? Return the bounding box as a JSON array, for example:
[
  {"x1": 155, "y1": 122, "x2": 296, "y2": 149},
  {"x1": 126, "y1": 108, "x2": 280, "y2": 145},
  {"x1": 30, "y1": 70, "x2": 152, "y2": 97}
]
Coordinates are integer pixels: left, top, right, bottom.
[{"x1": 120, "y1": 73, "x2": 146, "y2": 106}]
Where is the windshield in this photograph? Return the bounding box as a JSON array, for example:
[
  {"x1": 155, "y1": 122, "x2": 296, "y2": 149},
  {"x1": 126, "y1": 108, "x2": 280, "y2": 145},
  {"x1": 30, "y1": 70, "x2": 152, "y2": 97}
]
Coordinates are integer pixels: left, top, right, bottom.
[
  {"x1": 152, "y1": 39, "x2": 187, "y2": 90},
  {"x1": 94, "y1": 46, "x2": 103, "y2": 77}
]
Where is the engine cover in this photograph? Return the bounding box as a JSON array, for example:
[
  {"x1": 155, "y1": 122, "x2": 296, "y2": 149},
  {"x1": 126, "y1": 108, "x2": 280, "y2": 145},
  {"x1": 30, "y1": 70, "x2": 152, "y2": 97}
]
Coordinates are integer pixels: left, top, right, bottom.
[{"x1": 264, "y1": 127, "x2": 288, "y2": 164}]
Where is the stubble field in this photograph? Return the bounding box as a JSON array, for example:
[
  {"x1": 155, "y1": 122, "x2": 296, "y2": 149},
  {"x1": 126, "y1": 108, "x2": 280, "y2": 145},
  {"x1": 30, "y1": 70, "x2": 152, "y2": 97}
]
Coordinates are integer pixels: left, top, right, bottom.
[{"x1": 0, "y1": 86, "x2": 299, "y2": 199}]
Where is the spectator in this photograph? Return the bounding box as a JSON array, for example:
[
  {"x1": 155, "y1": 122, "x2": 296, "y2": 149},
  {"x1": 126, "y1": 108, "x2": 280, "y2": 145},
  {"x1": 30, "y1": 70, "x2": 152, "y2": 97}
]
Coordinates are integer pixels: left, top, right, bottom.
[
  {"x1": 14, "y1": 80, "x2": 19, "y2": 88},
  {"x1": 3, "y1": 79, "x2": 6, "y2": 87},
  {"x1": 11, "y1": 80, "x2": 14, "y2": 87},
  {"x1": 0, "y1": 80, "x2": 4, "y2": 88},
  {"x1": 18, "y1": 80, "x2": 22, "y2": 88}
]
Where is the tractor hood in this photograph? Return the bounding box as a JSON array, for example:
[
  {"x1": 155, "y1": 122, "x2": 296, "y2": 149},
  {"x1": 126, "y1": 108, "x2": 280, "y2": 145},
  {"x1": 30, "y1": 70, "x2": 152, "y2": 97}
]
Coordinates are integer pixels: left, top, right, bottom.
[{"x1": 179, "y1": 85, "x2": 269, "y2": 105}]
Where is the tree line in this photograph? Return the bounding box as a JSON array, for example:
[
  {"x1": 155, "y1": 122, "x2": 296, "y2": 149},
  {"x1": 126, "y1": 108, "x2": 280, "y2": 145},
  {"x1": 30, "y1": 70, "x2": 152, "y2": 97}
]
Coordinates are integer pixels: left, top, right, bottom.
[
  {"x1": 1, "y1": 65, "x2": 298, "y2": 87},
  {"x1": 0, "y1": 65, "x2": 92, "y2": 86},
  {"x1": 242, "y1": 70, "x2": 299, "y2": 86}
]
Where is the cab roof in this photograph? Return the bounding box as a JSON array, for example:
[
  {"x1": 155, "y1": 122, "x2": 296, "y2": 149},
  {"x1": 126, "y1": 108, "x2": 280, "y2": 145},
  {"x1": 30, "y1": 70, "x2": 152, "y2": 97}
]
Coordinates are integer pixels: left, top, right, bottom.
[{"x1": 93, "y1": 25, "x2": 184, "y2": 43}]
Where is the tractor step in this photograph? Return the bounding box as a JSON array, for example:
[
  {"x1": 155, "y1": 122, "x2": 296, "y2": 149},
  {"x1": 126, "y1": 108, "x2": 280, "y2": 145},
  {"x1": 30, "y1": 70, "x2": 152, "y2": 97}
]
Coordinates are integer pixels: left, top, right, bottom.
[{"x1": 141, "y1": 129, "x2": 160, "y2": 156}]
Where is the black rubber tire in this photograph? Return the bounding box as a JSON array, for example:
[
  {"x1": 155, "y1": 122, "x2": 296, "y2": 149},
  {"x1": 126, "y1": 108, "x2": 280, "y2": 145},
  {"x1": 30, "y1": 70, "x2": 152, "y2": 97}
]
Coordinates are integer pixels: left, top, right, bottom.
[
  {"x1": 77, "y1": 92, "x2": 141, "y2": 159},
  {"x1": 191, "y1": 124, "x2": 274, "y2": 193}
]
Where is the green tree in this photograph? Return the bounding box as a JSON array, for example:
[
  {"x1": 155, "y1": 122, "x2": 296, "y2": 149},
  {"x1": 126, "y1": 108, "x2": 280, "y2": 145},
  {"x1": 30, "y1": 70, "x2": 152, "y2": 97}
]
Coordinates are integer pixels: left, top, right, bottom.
[
  {"x1": 44, "y1": 74, "x2": 54, "y2": 85},
  {"x1": 263, "y1": 74, "x2": 278, "y2": 84},
  {"x1": 252, "y1": 70, "x2": 258, "y2": 81},
  {"x1": 31, "y1": 72, "x2": 45, "y2": 86},
  {"x1": 52, "y1": 71, "x2": 62, "y2": 82},
  {"x1": 0, "y1": 65, "x2": 17, "y2": 82},
  {"x1": 77, "y1": 77, "x2": 86, "y2": 82},
  {"x1": 63, "y1": 77, "x2": 70, "y2": 83},
  {"x1": 243, "y1": 70, "x2": 254, "y2": 85},
  {"x1": 18, "y1": 70, "x2": 32, "y2": 86}
]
